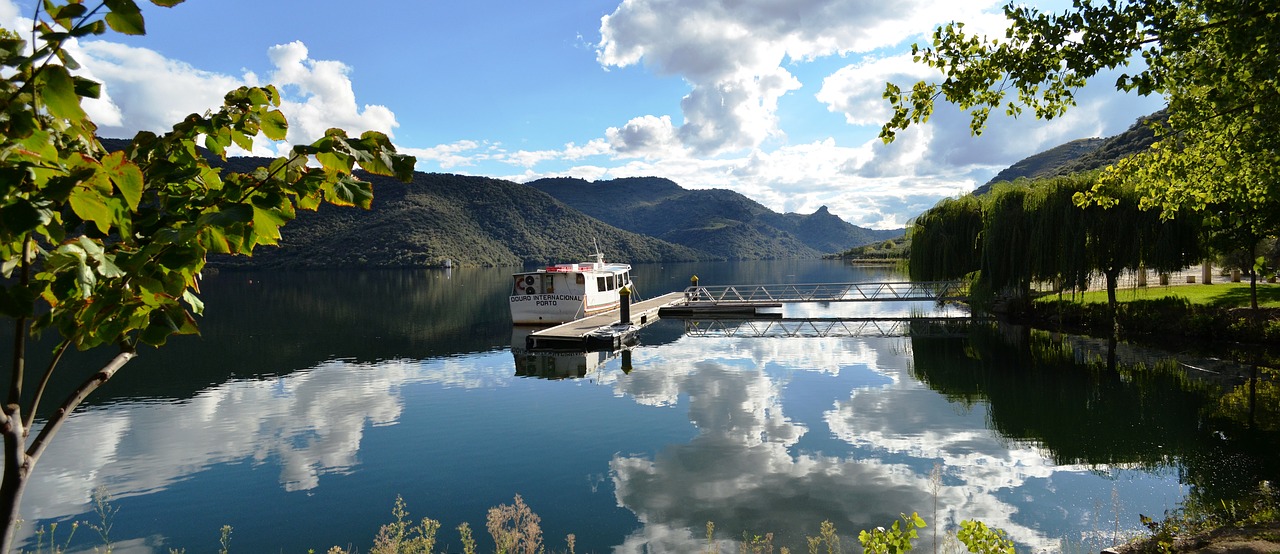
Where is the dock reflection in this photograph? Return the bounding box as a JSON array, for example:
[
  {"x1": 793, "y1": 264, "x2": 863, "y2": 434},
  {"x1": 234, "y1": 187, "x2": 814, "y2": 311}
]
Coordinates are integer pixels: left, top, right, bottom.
[{"x1": 510, "y1": 326, "x2": 635, "y2": 379}]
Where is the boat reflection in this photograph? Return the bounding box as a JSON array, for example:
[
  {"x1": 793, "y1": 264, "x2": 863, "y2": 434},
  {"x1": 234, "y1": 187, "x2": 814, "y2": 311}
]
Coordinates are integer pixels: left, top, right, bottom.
[{"x1": 510, "y1": 326, "x2": 635, "y2": 379}]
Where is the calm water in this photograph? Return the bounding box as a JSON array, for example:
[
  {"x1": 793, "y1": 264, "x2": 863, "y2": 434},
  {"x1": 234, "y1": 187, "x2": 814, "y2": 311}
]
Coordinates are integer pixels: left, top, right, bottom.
[{"x1": 11, "y1": 260, "x2": 1278, "y2": 553}]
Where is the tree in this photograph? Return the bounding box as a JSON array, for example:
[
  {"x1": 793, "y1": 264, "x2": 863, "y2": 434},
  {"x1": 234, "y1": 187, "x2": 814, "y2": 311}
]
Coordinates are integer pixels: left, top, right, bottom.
[
  {"x1": 0, "y1": 2, "x2": 415, "y2": 550},
  {"x1": 908, "y1": 174, "x2": 1202, "y2": 325},
  {"x1": 882, "y1": 0, "x2": 1277, "y2": 315}
]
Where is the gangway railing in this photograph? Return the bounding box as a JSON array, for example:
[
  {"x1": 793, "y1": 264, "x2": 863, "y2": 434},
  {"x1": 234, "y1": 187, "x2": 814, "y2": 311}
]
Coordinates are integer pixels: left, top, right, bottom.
[
  {"x1": 682, "y1": 316, "x2": 984, "y2": 339},
  {"x1": 681, "y1": 281, "x2": 967, "y2": 305}
]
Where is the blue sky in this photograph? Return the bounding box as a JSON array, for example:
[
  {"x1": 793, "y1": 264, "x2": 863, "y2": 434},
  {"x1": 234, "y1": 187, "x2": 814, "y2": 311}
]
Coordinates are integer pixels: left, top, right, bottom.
[{"x1": 2, "y1": 0, "x2": 1164, "y2": 229}]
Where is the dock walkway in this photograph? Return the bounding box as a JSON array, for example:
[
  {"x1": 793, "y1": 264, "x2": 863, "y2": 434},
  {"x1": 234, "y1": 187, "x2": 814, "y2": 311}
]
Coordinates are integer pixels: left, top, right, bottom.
[{"x1": 526, "y1": 291, "x2": 687, "y2": 350}]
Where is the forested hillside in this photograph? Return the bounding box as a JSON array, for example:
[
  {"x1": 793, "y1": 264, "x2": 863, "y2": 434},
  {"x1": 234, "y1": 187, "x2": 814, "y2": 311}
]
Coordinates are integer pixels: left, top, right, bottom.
[
  {"x1": 975, "y1": 111, "x2": 1165, "y2": 194},
  {"x1": 205, "y1": 161, "x2": 709, "y2": 269},
  {"x1": 101, "y1": 140, "x2": 899, "y2": 268},
  {"x1": 528, "y1": 176, "x2": 900, "y2": 259}
]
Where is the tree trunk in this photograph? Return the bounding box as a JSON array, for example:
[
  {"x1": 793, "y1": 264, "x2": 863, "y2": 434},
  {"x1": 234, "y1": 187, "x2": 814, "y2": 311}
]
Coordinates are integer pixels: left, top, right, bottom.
[
  {"x1": 1105, "y1": 268, "x2": 1121, "y2": 338},
  {"x1": 1, "y1": 350, "x2": 136, "y2": 551},
  {"x1": 1251, "y1": 270, "x2": 1259, "y2": 312},
  {"x1": 0, "y1": 413, "x2": 30, "y2": 554}
]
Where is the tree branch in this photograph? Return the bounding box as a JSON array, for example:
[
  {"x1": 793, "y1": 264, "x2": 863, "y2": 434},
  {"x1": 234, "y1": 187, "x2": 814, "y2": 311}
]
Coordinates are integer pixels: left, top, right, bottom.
[
  {"x1": 7, "y1": 235, "x2": 32, "y2": 408},
  {"x1": 24, "y1": 349, "x2": 135, "y2": 466},
  {"x1": 22, "y1": 340, "x2": 71, "y2": 439}
]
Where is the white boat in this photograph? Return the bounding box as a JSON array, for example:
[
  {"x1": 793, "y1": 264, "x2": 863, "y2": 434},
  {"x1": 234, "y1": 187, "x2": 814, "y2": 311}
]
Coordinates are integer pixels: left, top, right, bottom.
[{"x1": 509, "y1": 251, "x2": 633, "y2": 324}]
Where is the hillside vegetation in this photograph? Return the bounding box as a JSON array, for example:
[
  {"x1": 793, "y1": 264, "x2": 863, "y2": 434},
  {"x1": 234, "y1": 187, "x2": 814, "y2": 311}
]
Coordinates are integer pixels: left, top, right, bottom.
[
  {"x1": 529, "y1": 176, "x2": 900, "y2": 259},
  {"x1": 974, "y1": 111, "x2": 1165, "y2": 195},
  {"x1": 204, "y1": 158, "x2": 709, "y2": 269}
]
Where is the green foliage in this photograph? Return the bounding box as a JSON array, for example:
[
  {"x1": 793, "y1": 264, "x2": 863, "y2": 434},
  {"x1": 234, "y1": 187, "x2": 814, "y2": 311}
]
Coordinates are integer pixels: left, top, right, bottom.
[
  {"x1": 1, "y1": 1, "x2": 414, "y2": 550},
  {"x1": 956, "y1": 520, "x2": 1015, "y2": 554},
  {"x1": 857, "y1": 512, "x2": 925, "y2": 554},
  {"x1": 369, "y1": 496, "x2": 440, "y2": 554},
  {"x1": 909, "y1": 173, "x2": 1203, "y2": 315},
  {"x1": 204, "y1": 170, "x2": 709, "y2": 269},
  {"x1": 883, "y1": 0, "x2": 1279, "y2": 314},
  {"x1": 837, "y1": 236, "x2": 909, "y2": 260},
  {"x1": 907, "y1": 194, "x2": 982, "y2": 282},
  {"x1": 805, "y1": 520, "x2": 840, "y2": 554}
]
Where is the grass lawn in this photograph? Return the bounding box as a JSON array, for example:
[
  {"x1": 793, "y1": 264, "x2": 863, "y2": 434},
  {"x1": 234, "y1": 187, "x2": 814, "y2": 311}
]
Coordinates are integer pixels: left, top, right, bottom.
[{"x1": 1037, "y1": 282, "x2": 1280, "y2": 309}]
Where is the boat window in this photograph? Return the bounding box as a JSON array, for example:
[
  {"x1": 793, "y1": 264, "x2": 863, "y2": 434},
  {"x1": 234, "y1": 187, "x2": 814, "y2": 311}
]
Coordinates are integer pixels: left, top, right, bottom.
[
  {"x1": 576, "y1": 274, "x2": 585, "y2": 285},
  {"x1": 607, "y1": 275, "x2": 615, "y2": 290},
  {"x1": 597, "y1": 277, "x2": 606, "y2": 292}
]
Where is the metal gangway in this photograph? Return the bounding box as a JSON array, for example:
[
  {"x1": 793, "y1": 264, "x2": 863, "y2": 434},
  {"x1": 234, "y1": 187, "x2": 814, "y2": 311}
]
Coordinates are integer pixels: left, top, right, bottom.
[
  {"x1": 682, "y1": 280, "x2": 967, "y2": 305},
  {"x1": 681, "y1": 316, "x2": 985, "y2": 339}
]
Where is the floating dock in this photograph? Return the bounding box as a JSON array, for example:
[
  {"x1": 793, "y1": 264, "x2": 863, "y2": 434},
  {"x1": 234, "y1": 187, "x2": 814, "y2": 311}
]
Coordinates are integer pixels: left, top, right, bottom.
[
  {"x1": 524, "y1": 279, "x2": 969, "y2": 351},
  {"x1": 526, "y1": 291, "x2": 687, "y2": 351}
]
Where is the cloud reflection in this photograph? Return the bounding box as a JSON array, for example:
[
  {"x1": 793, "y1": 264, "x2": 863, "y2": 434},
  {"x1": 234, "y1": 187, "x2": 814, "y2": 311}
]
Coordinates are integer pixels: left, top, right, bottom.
[
  {"x1": 16, "y1": 329, "x2": 1179, "y2": 553},
  {"x1": 607, "y1": 335, "x2": 1157, "y2": 552}
]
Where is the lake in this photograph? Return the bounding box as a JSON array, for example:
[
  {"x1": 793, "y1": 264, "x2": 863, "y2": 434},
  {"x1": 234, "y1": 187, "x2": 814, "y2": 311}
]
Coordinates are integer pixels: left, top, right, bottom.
[{"x1": 10, "y1": 260, "x2": 1278, "y2": 553}]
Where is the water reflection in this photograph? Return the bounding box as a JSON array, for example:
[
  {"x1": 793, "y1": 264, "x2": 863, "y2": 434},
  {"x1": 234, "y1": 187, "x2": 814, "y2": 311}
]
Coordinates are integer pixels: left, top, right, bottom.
[
  {"x1": 6, "y1": 264, "x2": 1277, "y2": 554},
  {"x1": 606, "y1": 333, "x2": 1175, "y2": 553},
  {"x1": 510, "y1": 326, "x2": 634, "y2": 379}
]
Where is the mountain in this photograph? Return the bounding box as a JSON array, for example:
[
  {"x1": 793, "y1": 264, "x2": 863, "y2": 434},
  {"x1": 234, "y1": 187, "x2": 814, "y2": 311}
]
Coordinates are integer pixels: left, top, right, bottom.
[
  {"x1": 977, "y1": 138, "x2": 1106, "y2": 193},
  {"x1": 528, "y1": 176, "x2": 901, "y2": 259},
  {"x1": 975, "y1": 110, "x2": 1166, "y2": 195},
  {"x1": 203, "y1": 163, "x2": 709, "y2": 269}
]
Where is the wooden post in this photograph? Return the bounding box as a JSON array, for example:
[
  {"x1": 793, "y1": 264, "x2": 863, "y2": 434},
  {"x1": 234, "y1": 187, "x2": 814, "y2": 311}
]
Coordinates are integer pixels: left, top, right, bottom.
[{"x1": 619, "y1": 286, "x2": 631, "y2": 325}]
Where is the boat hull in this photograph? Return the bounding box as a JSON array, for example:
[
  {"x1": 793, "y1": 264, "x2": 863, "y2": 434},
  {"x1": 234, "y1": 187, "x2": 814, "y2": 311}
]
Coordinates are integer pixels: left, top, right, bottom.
[{"x1": 510, "y1": 293, "x2": 619, "y2": 324}]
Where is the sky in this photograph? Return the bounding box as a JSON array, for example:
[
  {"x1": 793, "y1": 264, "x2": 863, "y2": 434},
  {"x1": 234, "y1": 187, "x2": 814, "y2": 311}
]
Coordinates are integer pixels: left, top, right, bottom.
[{"x1": 1, "y1": 0, "x2": 1165, "y2": 230}]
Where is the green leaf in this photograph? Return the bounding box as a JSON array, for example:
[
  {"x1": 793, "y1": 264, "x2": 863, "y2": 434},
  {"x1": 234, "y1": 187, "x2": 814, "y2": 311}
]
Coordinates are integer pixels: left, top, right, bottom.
[
  {"x1": 198, "y1": 226, "x2": 233, "y2": 254},
  {"x1": 250, "y1": 204, "x2": 288, "y2": 244},
  {"x1": 150, "y1": 0, "x2": 186, "y2": 6},
  {"x1": 182, "y1": 289, "x2": 204, "y2": 315},
  {"x1": 34, "y1": 65, "x2": 87, "y2": 120},
  {"x1": 326, "y1": 175, "x2": 374, "y2": 209},
  {"x1": 103, "y1": 151, "x2": 144, "y2": 211},
  {"x1": 261, "y1": 110, "x2": 288, "y2": 141},
  {"x1": 69, "y1": 186, "x2": 113, "y2": 234},
  {"x1": 104, "y1": 0, "x2": 146, "y2": 35},
  {"x1": 73, "y1": 76, "x2": 102, "y2": 99}
]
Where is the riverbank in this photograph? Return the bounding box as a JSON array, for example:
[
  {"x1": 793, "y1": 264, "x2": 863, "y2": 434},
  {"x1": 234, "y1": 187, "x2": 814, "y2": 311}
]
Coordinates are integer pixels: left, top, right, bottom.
[
  {"x1": 1011, "y1": 282, "x2": 1280, "y2": 358},
  {"x1": 1009, "y1": 282, "x2": 1280, "y2": 553}
]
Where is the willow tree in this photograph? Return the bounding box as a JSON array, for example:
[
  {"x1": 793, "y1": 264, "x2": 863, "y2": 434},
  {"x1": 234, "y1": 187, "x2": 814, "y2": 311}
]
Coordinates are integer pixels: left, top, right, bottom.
[
  {"x1": 909, "y1": 173, "x2": 1202, "y2": 321},
  {"x1": 1079, "y1": 180, "x2": 1203, "y2": 327},
  {"x1": 907, "y1": 194, "x2": 984, "y2": 282},
  {"x1": 0, "y1": 2, "x2": 415, "y2": 549}
]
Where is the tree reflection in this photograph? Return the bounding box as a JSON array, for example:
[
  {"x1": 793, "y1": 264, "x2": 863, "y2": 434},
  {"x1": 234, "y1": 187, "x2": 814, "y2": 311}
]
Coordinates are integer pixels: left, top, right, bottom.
[{"x1": 909, "y1": 324, "x2": 1280, "y2": 505}]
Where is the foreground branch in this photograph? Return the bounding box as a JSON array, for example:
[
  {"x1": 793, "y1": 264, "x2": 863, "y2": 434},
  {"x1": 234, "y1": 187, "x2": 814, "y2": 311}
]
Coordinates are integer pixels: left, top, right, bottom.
[{"x1": 26, "y1": 349, "x2": 135, "y2": 465}]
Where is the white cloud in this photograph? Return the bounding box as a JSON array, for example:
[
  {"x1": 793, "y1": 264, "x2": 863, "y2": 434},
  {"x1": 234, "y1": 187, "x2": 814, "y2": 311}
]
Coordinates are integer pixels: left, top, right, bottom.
[
  {"x1": 77, "y1": 41, "x2": 245, "y2": 138},
  {"x1": 575, "y1": 0, "x2": 1165, "y2": 228},
  {"x1": 606, "y1": 114, "x2": 682, "y2": 158},
  {"x1": 44, "y1": 33, "x2": 401, "y2": 154},
  {"x1": 401, "y1": 140, "x2": 491, "y2": 170},
  {"x1": 266, "y1": 41, "x2": 399, "y2": 145},
  {"x1": 596, "y1": 0, "x2": 1004, "y2": 155}
]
